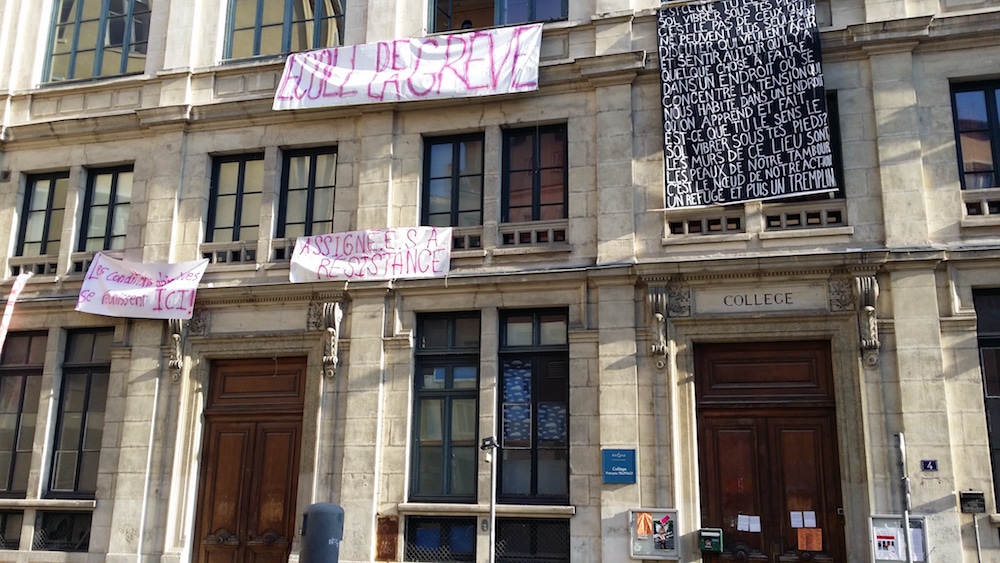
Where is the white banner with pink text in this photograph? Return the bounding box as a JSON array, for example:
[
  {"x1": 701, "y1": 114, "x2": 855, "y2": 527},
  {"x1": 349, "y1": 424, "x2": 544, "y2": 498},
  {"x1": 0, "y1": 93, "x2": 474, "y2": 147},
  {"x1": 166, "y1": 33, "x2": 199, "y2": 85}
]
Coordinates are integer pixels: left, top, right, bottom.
[
  {"x1": 76, "y1": 253, "x2": 209, "y2": 320},
  {"x1": 289, "y1": 227, "x2": 452, "y2": 283},
  {"x1": 273, "y1": 24, "x2": 542, "y2": 110}
]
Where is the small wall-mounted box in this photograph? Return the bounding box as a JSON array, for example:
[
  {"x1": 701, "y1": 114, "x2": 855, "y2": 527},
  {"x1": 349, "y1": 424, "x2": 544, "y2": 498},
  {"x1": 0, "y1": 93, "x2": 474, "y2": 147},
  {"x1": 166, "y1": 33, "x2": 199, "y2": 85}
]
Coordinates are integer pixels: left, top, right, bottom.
[{"x1": 699, "y1": 528, "x2": 723, "y2": 553}]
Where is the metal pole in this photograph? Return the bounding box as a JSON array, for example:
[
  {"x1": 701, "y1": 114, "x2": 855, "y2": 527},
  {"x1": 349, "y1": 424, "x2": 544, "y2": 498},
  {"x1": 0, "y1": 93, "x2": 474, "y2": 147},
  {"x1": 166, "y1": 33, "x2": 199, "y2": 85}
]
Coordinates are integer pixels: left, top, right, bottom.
[
  {"x1": 973, "y1": 514, "x2": 983, "y2": 563},
  {"x1": 898, "y1": 433, "x2": 914, "y2": 563}
]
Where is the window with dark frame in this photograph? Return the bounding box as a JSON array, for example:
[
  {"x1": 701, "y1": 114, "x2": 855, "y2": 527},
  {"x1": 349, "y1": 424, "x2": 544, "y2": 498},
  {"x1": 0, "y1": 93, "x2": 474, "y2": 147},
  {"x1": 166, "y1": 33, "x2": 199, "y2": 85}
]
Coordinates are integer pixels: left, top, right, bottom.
[
  {"x1": 48, "y1": 329, "x2": 111, "y2": 500},
  {"x1": 498, "y1": 310, "x2": 568, "y2": 505},
  {"x1": 431, "y1": 0, "x2": 566, "y2": 32},
  {"x1": 973, "y1": 290, "x2": 1000, "y2": 509},
  {"x1": 278, "y1": 147, "x2": 338, "y2": 239},
  {"x1": 45, "y1": 0, "x2": 152, "y2": 82},
  {"x1": 78, "y1": 166, "x2": 132, "y2": 253},
  {"x1": 0, "y1": 333, "x2": 46, "y2": 499},
  {"x1": 952, "y1": 81, "x2": 1000, "y2": 190},
  {"x1": 411, "y1": 313, "x2": 480, "y2": 502},
  {"x1": 495, "y1": 517, "x2": 570, "y2": 562},
  {"x1": 502, "y1": 125, "x2": 568, "y2": 224},
  {"x1": 208, "y1": 153, "x2": 264, "y2": 244},
  {"x1": 17, "y1": 173, "x2": 69, "y2": 258},
  {"x1": 422, "y1": 134, "x2": 485, "y2": 229},
  {"x1": 225, "y1": 0, "x2": 346, "y2": 60}
]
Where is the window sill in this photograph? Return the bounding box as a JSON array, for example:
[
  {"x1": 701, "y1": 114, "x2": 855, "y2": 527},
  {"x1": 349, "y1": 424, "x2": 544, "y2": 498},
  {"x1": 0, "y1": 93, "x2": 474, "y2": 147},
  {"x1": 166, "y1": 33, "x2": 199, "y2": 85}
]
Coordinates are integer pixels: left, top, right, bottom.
[
  {"x1": 661, "y1": 232, "x2": 752, "y2": 246},
  {"x1": 398, "y1": 502, "x2": 575, "y2": 517},
  {"x1": 0, "y1": 498, "x2": 96, "y2": 510},
  {"x1": 759, "y1": 225, "x2": 854, "y2": 240},
  {"x1": 961, "y1": 216, "x2": 1000, "y2": 229},
  {"x1": 492, "y1": 243, "x2": 572, "y2": 257}
]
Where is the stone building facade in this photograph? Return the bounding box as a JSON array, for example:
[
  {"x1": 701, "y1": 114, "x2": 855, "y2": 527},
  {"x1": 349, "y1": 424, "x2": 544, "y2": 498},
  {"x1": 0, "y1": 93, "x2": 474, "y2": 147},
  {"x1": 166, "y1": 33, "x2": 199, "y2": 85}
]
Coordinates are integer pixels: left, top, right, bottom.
[{"x1": 1, "y1": 0, "x2": 1000, "y2": 561}]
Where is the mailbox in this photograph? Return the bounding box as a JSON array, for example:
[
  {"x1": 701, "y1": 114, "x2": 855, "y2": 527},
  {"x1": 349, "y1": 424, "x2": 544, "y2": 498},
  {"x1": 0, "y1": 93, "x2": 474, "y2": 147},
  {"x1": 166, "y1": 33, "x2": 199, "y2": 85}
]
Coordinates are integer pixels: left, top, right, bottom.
[{"x1": 699, "y1": 528, "x2": 723, "y2": 553}]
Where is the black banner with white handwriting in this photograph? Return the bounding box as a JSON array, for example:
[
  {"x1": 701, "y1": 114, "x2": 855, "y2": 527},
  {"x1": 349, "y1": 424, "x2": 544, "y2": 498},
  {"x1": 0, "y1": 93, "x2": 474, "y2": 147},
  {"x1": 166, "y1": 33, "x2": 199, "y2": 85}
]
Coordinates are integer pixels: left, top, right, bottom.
[{"x1": 658, "y1": 0, "x2": 836, "y2": 209}]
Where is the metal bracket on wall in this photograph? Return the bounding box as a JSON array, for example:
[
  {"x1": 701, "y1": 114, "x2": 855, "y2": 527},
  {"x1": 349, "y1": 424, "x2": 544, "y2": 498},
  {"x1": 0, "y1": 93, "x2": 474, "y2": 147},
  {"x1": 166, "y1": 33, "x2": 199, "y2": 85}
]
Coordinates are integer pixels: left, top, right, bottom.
[
  {"x1": 854, "y1": 275, "x2": 880, "y2": 369},
  {"x1": 167, "y1": 318, "x2": 184, "y2": 382},
  {"x1": 647, "y1": 285, "x2": 668, "y2": 369},
  {"x1": 322, "y1": 302, "x2": 344, "y2": 378}
]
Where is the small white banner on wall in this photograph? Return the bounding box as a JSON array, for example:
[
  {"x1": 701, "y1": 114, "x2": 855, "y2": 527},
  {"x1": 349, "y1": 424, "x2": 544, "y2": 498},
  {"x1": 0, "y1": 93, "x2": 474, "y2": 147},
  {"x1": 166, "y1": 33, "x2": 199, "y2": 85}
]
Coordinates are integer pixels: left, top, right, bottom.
[
  {"x1": 76, "y1": 253, "x2": 209, "y2": 320},
  {"x1": 273, "y1": 24, "x2": 542, "y2": 110},
  {"x1": 289, "y1": 227, "x2": 452, "y2": 283}
]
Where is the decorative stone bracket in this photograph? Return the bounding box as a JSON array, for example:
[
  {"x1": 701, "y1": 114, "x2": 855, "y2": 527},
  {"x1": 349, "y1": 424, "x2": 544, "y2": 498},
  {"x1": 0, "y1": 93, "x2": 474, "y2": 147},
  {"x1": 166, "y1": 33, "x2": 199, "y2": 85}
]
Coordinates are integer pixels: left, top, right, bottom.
[
  {"x1": 854, "y1": 275, "x2": 880, "y2": 369},
  {"x1": 322, "y1": 302, "x2": 344, "y2": 378},
  {"x1": 647, "y1": 285, "x2": 668, "y2": 369},
  {"x1": 167, "y1": 319, "x2": 184, "y2": 382}
]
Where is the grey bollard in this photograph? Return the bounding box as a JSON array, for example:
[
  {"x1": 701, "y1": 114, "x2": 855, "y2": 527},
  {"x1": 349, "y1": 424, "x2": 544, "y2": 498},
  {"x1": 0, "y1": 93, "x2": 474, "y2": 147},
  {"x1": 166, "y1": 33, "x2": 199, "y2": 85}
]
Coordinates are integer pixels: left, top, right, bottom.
[{"x1": 300, "y1": 502, "x2": 344, "y2": 563}]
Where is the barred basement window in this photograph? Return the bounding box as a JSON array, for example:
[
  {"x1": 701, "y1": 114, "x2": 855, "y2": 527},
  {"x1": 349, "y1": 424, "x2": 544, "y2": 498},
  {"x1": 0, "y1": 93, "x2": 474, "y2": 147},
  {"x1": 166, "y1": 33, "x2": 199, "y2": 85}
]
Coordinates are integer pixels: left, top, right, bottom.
[
  {"x1": 404, "y1": 516, "x2": 476, "y2": 561},
  {"x1": 33, "y1": 512, "x2": 91, "y2": 552},
  {"x1": 496, "y1": 518, "x2": 570, "y2": 563},
  {"x1": 0, "y1": 511, "x2": 22, "y2": 550}
]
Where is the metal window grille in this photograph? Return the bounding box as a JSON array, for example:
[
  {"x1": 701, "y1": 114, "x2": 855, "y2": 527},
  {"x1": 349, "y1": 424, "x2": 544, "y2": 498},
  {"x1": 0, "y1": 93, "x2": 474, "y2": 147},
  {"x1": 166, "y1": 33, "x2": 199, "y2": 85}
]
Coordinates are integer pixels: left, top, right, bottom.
[
  {"x1": 33, "y1": 512, "x2": 91, "y2": 552},
  {"x1": 496, "y1": 518, "x2": 570, "y2": 563},
  {"x1": 404, "y1": 516, "x2": 476, "y2": 561},
  {"x1": 0, "y1": 511, "x2": 22, "y2": 550}
]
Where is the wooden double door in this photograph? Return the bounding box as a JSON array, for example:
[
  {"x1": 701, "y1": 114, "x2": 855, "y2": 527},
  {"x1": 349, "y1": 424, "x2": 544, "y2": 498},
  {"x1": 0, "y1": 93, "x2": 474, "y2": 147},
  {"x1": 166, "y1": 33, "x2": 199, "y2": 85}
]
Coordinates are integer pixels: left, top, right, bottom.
[
  {"x1": 696, "y1": 341, "x2": 846, "y2": 562},
  {"x1": 194, "y1": 358, "x2": 306, "y2": 563}
]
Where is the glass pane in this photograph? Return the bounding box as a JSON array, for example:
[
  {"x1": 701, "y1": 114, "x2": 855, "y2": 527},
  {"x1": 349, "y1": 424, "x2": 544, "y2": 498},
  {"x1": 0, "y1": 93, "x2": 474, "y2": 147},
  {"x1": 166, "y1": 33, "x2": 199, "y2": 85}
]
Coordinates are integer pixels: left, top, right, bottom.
[
  {"x1": 243, "y1": 159, "x2": 264, "y2": 192},
  {"x1": 505, "y1": 316, "x2": 533, "y2": 346},
  {"x1": 507, "y1": 172, "x2": 533, "y2": 208},
  {"x1": 23, "y1": 215, "x2": 45, "y2": 246},
  {"x1": 11, "y1": 451, "x2": 31, "y2": 492},
  {"x1": 66, "y1": 334, "x2": 95, "y2": 364},
  {"x1": 116, "y1": 172, "x2": 133, "y2": 201},
  {"x1": 239, "y1": 226, "x2": 259, "y2": 241},
  {"x1": 458, "y1": 177, "x2": 482, "y2": 213},
  {"x1": 451, "y1": 398, "x2": 477, "y2": 441},
  {"x1": 88, "y1": 373, "x2": 107, "y2": 411},
  {"x1": 966, "y1": 172, "x2": 995, "y2": 190},
  {"x1": 48, "y1": 209, "x2": 65, "y2": 250},
  {"x1": 241, "y1": 193, "x2": 261, "y2": 228},
  {"x1": 459, "y1": 139, "x2": 483, "y2": 175},
  {"x1": 536, "y1": 0, "x2": 566, "y2": 20},
  {"x1": 214, "y1": 195, "x2": 236, "y2": 230},
  {"x1": 428, "y1": 143, "x2": 454, "y2": 178},
  {"x1": 956, "y1": 90, "x2": 989, "y2": 132},
  {"x1": 501, "y1": 449, "x2": 531, "y2": 494},
  {"x1": 92, "y1": 332, "x2": 113, "y2": 362},
  {"x1": 428, "y1": 179, "x2": 452, "y2": 215},
  {"x1": 259, "y1": 23, "x2": 284, "y2": 56},
  {"x1": 59, "y1": 413, "x2": 83, "y2": 450},
  {"x1": 316, "y1": 152, "x2": 337, "y2": 186},
  {"x1": 48, "y1": 53, "x2": 72, "y2": 81},
  {"x1": 29, "y1": 183, "x2": 51, "y2": 212},
  {"x1": 2, "y1": 338, "x2": 28, "y2": 365},
  {"x1": 230, "y1": 28, "x2": 256, "y2": 59},
  {"x1": 83, "y1": 413, "x2": 104, "y2": 450},
  {"x1": 421, "y1": 367, "x2": 446, "y2": 390},
  {"x1": 961, "y1": 132, "x2": 994, "y2": 172},
  {"x1": 289, "y1": 21, "x2": 310, "y2": 53},
  {"x1": 502, "y1": 0, "x2": 531, "y2": 25},
  {"x1": 22, "y1": 374, "x2": 41, "y2": 412},
  {"x1": 420, "y1": 318, "x2": 448, "y2": 348},
  {"x1": 217, "y1": 162, "x2": 240, "y2": 195},
  {"x1": 284, "y1": 224, "x2": 304, "y2": 239},
  {"x1": 92, "y1": 175, "x2": 113, "y2": 205},
  {"x1": 420, "y1": 399, "x2": 444, "y2": 441},
  {"x1": 452, "y1": 367, "x2": 477, "y2": 389},
  {"x1": 537, "y1": 449, "x2": 568, "y2": 495},
  {"x1": 502, "y1": 403, "x2": 531, "y2": 448},
  {"x1": 285, "y1": 190, "x2": 308, "y2": 224},
  {"x1": 312, "y1": 187, "x2": 335, "y2": 225},
  {"x1": 0, "y1": 414, "x2": 16, "y2": 451},
  {"x1": 288, "y1": 156, "x2": 309, "y2": 189},
  {"x1": 454, "y1": 317, "x2": 480, "y2": 347},
  {"x1": 17, "y1": 411, "x2": 36, "y2": 451},
  {"x1": 0, "y1": 378, "x2": 21, "y2": 412},
  {"x1": 52, "y1": 450, "x2": 78, "y2": 490},
  {"x1": 72, "y1": 49, "x2": 96, "y2": 80},
  {"x1": 86, "y1": 206, "x2": 109, "y2": 238},
  {"x1": 417, "y1": 446, "x2": 443, "y2": 495},
  {"x1": 539, "y1": 170, "x2": 564, "y2": 204},
  {"x1": 78, "y1": 451, "x2": 100, "y2": 493},
  {"x1": 111, "y1": 204, "x2": 130, "y2": 237},
  {"x1": 0, "y1": 453, "x2": 12, "y2": 490},
  {"x1": 101, "y1": 49, "x2": 124, "y2": 76},
  {"x1": 537, "y1": 403, "x2": 567, "y2": 444},
  {"x1": 540, "y1": 130, "x2": 566, "y2": 167},
  {"x1": 539, "y1": 314, "x2": 567, "y2": 345},
  {"x1": 449, "y1": 447, "x2": 475, "y2": 495},
  {"x1": 507, "y1": 134, "x2": 534, "y2": 169},
  {"x1": 62, "y1": 376, "x2": 87, "y2": 413}
]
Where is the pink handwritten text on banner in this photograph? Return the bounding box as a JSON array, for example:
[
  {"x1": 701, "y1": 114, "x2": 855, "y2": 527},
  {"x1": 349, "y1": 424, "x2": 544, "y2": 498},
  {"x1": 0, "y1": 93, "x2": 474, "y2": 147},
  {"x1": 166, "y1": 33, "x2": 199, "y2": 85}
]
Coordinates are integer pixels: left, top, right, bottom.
[
  {"x1": 76, "y1": 253, "x2": 209, "y2": 320},
  {"x1": 273, "y1": 24, "x2": 542, "y2": 110},
  {"x1": 289, "y1": 227, "x2": 452, "y2": 282}
]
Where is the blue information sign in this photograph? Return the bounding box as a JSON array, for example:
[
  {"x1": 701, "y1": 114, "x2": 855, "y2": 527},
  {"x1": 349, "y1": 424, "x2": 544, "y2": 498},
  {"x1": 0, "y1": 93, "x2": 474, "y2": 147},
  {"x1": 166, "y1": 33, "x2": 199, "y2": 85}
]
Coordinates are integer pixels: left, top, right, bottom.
[{"x1": 602, "y1": 449, "x2": 636, "y2": 484}]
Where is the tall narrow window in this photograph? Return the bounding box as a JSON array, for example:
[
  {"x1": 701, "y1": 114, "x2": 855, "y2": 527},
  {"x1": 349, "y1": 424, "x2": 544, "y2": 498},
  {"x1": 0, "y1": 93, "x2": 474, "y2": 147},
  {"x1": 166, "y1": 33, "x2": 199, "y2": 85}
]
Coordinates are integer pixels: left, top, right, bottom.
[
  {"x1": 952, "y1": 81, "x2": 1000, "y2": 190},
  {"x1": 432, "y1": 0, "x2": 566, "y2": 32},
  {"x1": 45, "y1": 0, "x2": 152, "y2": 82},
  {"x1": 0, "y1": 333, "x2": 46, "y2": 499},
  {"x1": 498, "y1": 310, "x2": 568, "y2": 504},
  {"x1": 78, "y1": 166, "x2": 132, "y2": 252},
  {"x1": 278, "y1": 148, "x2": 338, "y2": 239},
  {"x1": 411, "y1": 313, "x2": 480, "y2": 502},
  {"x1": 422, "y1": 135, "x2": 484, "y2": 228},
  {"x1": 49, "y1": 329, "x2": 111, "y2": 499},
  {"x1": 974, "y1": 290, "x2": 1000, "y2": 507},
  {"x1": 208, "y1": 154, "x2": 264, "y2": 244},
  {"x1": 17, "y1": 173, "x2": 69, "y2": 258},
  {"x1": 226, "y1": 0, "x2": 345, "y2": 60},
  {"x1": 502, "y1": 125, "x2": 567, "y2": 223}
]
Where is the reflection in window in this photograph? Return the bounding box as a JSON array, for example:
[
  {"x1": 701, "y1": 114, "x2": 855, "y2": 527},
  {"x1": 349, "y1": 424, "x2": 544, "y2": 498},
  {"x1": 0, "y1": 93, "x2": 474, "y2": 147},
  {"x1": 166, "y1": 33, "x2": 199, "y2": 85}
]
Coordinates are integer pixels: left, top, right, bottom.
[
  {"x1": 79, "y1": 167, "x2": 132, "y2": 252},
  {"x1": 503, "y1": 125, "x2": 567, "y2": 223},
  {"x1": 226, "y1": 0, "x2": 345, "y2": 60},
  {"x1": 432, "y1": 0, "x2": 566, "y2": 33},
  {"x1": 17, "y1": 174, "x2": 68, "y2": 258},
  {"x1": 952, "y1": 82, "x2": 1000, "y2": 190},
  {"x1": 46, "y1": 0, "x2": 151, "y2": 82},
  {"x1": 0, "y1": 334, "x2": 45, "y2": 499},
  {"x1": 278, "y1": 147, "x2": 338, "y2": 239},
  {"x1": 423, "y1": 135, "x2": 484, "y2": 228},
  {"x1": 208, "y1": 154, "x2": 264, "y2": 243}
]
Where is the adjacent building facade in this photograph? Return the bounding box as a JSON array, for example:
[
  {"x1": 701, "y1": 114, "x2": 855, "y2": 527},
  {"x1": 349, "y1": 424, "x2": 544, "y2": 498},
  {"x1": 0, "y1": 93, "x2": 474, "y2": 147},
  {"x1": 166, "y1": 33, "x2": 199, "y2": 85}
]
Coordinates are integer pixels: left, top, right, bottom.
[{"x1": 1, "y1": 0, "x2": 1000, "y2": 561}]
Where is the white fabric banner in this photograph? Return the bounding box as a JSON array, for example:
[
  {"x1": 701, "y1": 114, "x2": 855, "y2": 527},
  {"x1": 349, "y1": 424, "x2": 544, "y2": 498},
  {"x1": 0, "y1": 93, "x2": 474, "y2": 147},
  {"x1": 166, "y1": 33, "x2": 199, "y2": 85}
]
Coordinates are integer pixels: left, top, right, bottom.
[
  {"x1": 290, "y1": 227, "x2": 452, "y2": 283},
  {"x1": 0, "y1": 272, "x2": 33, "y2": 357},
  {"x1": 76, "y1": 253, "x2": 209, "y2": 320},
  {"x1": 273, "y1": 24, "x2": 542, "y2": 110}
]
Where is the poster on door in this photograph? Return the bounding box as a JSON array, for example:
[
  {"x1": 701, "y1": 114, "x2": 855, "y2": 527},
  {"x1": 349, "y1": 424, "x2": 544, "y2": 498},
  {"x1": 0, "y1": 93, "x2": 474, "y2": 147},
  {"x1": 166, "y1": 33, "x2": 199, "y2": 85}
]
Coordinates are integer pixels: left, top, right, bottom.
[{"x1": 629, "y1": 509, "x2": 679, "y2": 560}]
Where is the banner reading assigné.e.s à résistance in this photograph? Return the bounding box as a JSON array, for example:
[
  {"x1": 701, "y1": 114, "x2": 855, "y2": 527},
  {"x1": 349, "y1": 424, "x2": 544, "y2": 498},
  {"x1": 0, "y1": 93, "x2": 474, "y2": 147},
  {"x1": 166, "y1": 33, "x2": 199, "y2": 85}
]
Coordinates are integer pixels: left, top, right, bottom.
[{"x1": 290, "y1": 227, "x2": 452, "y2": 283}]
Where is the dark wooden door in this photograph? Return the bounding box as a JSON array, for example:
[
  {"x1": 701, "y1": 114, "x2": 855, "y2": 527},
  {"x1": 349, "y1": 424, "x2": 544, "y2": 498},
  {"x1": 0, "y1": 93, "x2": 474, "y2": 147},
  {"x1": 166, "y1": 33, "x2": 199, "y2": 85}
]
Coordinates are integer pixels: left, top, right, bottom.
[
  {"x1": 194, "y1": 358, "x2": 306, "y2": 563},
  {"x1": 696, "y1": 342, "x2": 845, "y2": 563}
]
